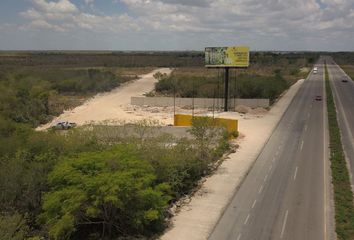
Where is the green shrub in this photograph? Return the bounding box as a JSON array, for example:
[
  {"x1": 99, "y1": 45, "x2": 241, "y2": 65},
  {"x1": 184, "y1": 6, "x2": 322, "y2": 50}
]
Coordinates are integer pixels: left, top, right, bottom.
[
  {"x1": 155, "y1": 72, "x2": 289, "y2": 102},
  {"x1": 39, "y1": 145, "x2": 171, "y2": 239}
]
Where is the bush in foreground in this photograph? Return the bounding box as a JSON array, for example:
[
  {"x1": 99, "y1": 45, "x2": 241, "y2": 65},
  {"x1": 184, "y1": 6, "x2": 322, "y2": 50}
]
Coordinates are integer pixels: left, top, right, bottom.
[{"x1": 39, "y1": 145, "x2": 171, "y2": 240}]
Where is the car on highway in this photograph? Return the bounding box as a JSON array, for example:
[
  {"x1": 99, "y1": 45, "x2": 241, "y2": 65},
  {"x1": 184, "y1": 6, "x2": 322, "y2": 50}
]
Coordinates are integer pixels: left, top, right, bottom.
[
  {"x1": 51, "y1": 121, "x2": 77, "y2": 130},
  {"x1": 315, "y1": 95, "x2": 322, "y2": 101},
  {"x1": 313, "y1": 67, "x2": 318, "y2": 74},
  {"x1": 342, "y1": 78, "x2": 348, "y2": 82}
]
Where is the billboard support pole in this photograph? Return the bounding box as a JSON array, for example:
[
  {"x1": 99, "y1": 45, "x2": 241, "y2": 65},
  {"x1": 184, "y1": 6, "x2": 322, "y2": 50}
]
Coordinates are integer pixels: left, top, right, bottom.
[
  {"x1": 173, "y1": 79, "x2": 176, "y2": 117},
  {"x1": 205, "y1": 46, "x2": 249, "y2": 112},
  {"x1": 224, "y1": 67, "x2": 229, "y2": 112},
  {"x1": 234, "y1": 69, "x2": 237, "y2": 111}
]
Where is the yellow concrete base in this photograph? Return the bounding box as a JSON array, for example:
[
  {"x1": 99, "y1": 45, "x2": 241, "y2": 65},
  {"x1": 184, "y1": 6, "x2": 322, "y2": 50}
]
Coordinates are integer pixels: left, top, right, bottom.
[{"x1": 174, "y1": 114, "x2": 238, "y2": 135}]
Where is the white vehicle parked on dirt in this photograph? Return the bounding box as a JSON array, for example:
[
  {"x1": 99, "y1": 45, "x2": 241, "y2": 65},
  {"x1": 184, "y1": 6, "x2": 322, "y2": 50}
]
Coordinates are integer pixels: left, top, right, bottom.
[{"x1": 51, "y1": 121, "x2": 77, "y2": 130}]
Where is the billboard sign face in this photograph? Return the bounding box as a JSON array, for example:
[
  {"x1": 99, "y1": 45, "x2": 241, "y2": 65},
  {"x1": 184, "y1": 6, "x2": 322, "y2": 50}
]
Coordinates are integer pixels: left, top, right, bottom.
[{"x1": 205, "y1": 46, "x2": 250, "y2": 68}]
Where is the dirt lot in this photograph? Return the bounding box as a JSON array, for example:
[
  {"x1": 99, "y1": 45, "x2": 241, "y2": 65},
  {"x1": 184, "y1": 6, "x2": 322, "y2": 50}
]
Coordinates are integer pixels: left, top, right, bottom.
[
  {"x1": 38, "y1": 67, "x2": 270, "y2": 131},
  {"x1": 37, "y1": 68, "x2": 172, "y2": 130}
]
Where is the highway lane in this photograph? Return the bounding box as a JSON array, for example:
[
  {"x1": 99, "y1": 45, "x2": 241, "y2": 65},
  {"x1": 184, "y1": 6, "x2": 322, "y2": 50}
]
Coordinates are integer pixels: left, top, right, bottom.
[
  {"x1": 209, "y1": 59, "x2": 333, "y2": 240},
  {"x1": 326, "y1": 57, "x2": 354, "y2": 190}
]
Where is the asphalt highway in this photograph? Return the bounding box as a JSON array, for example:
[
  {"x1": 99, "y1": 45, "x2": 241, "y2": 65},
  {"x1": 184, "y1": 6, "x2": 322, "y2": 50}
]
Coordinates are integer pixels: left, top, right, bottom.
[
  {"x1": 326, "y1": 57, "x2": 354, "y2": 190},
  {"x1": 209, "y1": 59, "x2": 333, "y2": 240}
]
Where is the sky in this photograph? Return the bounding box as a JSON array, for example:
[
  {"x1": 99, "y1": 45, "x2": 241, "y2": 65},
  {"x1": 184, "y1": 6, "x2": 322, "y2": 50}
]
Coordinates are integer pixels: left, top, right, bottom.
[{"x1": 0, "y1": 0, "x2": 353, "y2": 51}]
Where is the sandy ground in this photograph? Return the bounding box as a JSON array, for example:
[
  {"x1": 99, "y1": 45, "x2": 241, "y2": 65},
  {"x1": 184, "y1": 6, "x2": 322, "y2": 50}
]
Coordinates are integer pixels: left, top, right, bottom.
[
  {"x1": 37, "y1": 68, "x2": 173, "y2": 130},
  {"x1": 160, "y1": 79, "x2": 305, "y2": 240}
]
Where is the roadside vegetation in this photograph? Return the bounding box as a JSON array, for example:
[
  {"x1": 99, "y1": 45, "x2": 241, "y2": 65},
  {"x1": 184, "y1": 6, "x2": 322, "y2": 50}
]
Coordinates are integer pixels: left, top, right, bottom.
[
  {"x1": 331, "y1": 52, "x2": 354, "y2": 80},
  {"x1": 154, "y1": 70, "x2": 290, "y2": 103},
  {"x1": 331, "y1": 52, "x2": 354, "y2": 66},
  {"x1": 0, "y1": 82, "x2": 231, "y2": 239},
  {"x1": 325, "y1": 63, "x2": 354, "y2": 239},
  {"x1": 153, "y1": 52, "x2": 317, "y2": 103},
  {"x1": 339, "y1": 65, "x2": 354, "y2": 81}
]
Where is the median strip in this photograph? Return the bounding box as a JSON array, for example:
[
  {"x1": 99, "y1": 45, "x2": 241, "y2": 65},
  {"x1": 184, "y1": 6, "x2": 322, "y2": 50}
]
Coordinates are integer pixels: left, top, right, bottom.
[{"x1": 325, "y1": 63, "x2": 354, "y2": 239}]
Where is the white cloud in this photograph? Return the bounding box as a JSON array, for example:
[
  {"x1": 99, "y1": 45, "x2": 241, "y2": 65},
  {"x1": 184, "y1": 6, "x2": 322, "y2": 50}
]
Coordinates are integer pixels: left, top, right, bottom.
[
  {"x1": 31, "y1": 19, "x2": 66, "y2": 31},
  {"x1": 73, "y1": 13, "x2": 140, "y2": 32},
  {"x1": 15, "y1": 0, "x2": 354, "y2": 50},
  {"x1": 20, "y1": 8, "x2": 43, "y2": 19},
  {"x1": 20, "y1": 0, "x2": 139, "y2": 33},
  {"x1": 32, "y1": 0, "x2": 78, "y2": 13}
]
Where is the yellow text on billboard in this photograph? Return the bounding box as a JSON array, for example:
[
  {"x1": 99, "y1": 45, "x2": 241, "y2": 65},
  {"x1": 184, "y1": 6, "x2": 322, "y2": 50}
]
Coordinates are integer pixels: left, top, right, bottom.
[{"x1": 205, "y1": 46, "x2": 249, "y2": 68}]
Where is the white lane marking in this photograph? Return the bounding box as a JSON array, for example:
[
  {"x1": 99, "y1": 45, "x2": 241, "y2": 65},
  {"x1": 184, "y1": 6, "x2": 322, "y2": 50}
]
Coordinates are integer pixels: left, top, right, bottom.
[
  {"x1": 268, "y1": 165, "x2": 273, "y2": 172},
  {"x1": 237, "y1": 233, "x2": 242, "y2": 240},
  {"x1": 244, "y1": 214, "x2": 250, "y2": 225},
  {"x1": 264, "y1": 174, "x2": 268, "y2": 182},
  {"x1": 305, "y1": 124, "x2": 308, "y2": 132},
  {"x1": 258, "y1": 185, "x2": 264, "y2": 194},
  {"x1": 307, "y1": 112, "x2": 311, "y2": 118},
  {"x1": 280, "y1": 210, "x2": 289, "y2": 239},
  {"x1": 294, "y1": 167, "x2": 298, "y2": 180},
  {"x1": 276, "y1": 150, "x2": 279, "y2": 156},
  {"x1": 252, "y1": 199, "x2": 257, "y2": 209},
  {"x1": 272, "y1": 157, "x2": 276, "y2": 163},
  {"x1": 300, "y1": 140, "x2": 304, "y2": 151}
]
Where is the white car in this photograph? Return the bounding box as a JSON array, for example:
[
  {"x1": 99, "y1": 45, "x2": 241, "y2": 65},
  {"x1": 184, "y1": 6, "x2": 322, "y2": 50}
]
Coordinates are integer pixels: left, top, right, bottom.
[
  {"x1": 313, "y1": 67, "x2": 318, "y2": 74},
  {"x1": 51, "y1": 121, "x2": 77, "y2": 130}
]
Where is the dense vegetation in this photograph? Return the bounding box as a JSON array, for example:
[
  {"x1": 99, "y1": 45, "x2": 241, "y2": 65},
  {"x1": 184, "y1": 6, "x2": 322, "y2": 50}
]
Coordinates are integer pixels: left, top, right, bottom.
[
  {"x1": 154, "y1": 70, "x2": 289, "y2": 102},
  {"x1": 325, "y1": 63, "x2": 354, "y2": 239},
  {"x1": 153, "y1": 52, "x2": 317, "y2": 103},
  {"x1": 331, "y1": 52, "x2": 354, "y2": 65},
  {"x1": 0, "y1": 51, "x2": 203, "y2": 68},
  {"x1": 0, "y1": 51, "x2": 318, "y2": 69},
  {"x1": 0, "y1": 67, "x2": 133, "y2": 126},
  {"x1": 0, "y1": 118, "x2": 229, "y2": 239}
]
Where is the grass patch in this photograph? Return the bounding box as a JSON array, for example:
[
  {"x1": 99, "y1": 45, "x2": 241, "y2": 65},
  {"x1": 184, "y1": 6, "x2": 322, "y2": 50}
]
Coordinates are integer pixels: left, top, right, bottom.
[
  {"x1": 325, "y1": 63, "x2": 354, "y2": 239},
  {"x1": 340, "y1": 65, "x2": 354, "y2": 81}
]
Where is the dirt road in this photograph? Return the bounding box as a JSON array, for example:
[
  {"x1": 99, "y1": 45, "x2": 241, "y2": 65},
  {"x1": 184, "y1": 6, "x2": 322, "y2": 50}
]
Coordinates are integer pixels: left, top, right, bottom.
[{"x1": 37, "y1": 68, "x2": 172, "y2": 130}]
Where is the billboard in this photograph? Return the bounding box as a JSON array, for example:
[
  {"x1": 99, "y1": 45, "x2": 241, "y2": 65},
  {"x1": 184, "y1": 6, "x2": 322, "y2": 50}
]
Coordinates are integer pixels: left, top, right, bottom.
[{"x1": 205, "y1": 46, "x2": 250, "y2": 68}]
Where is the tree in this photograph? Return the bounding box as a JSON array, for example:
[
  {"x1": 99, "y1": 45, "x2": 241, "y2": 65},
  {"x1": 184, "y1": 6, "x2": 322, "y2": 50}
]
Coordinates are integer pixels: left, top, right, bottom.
[
  {"x1": 39, "y1": 145, "x2": 171, "y2": 240},
  {"x1": 188, "y1": 116, "x2": 226, "y2": 162},
  {"x1": 0, "y1": 148, "x2": 58, "y2": 214}
]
